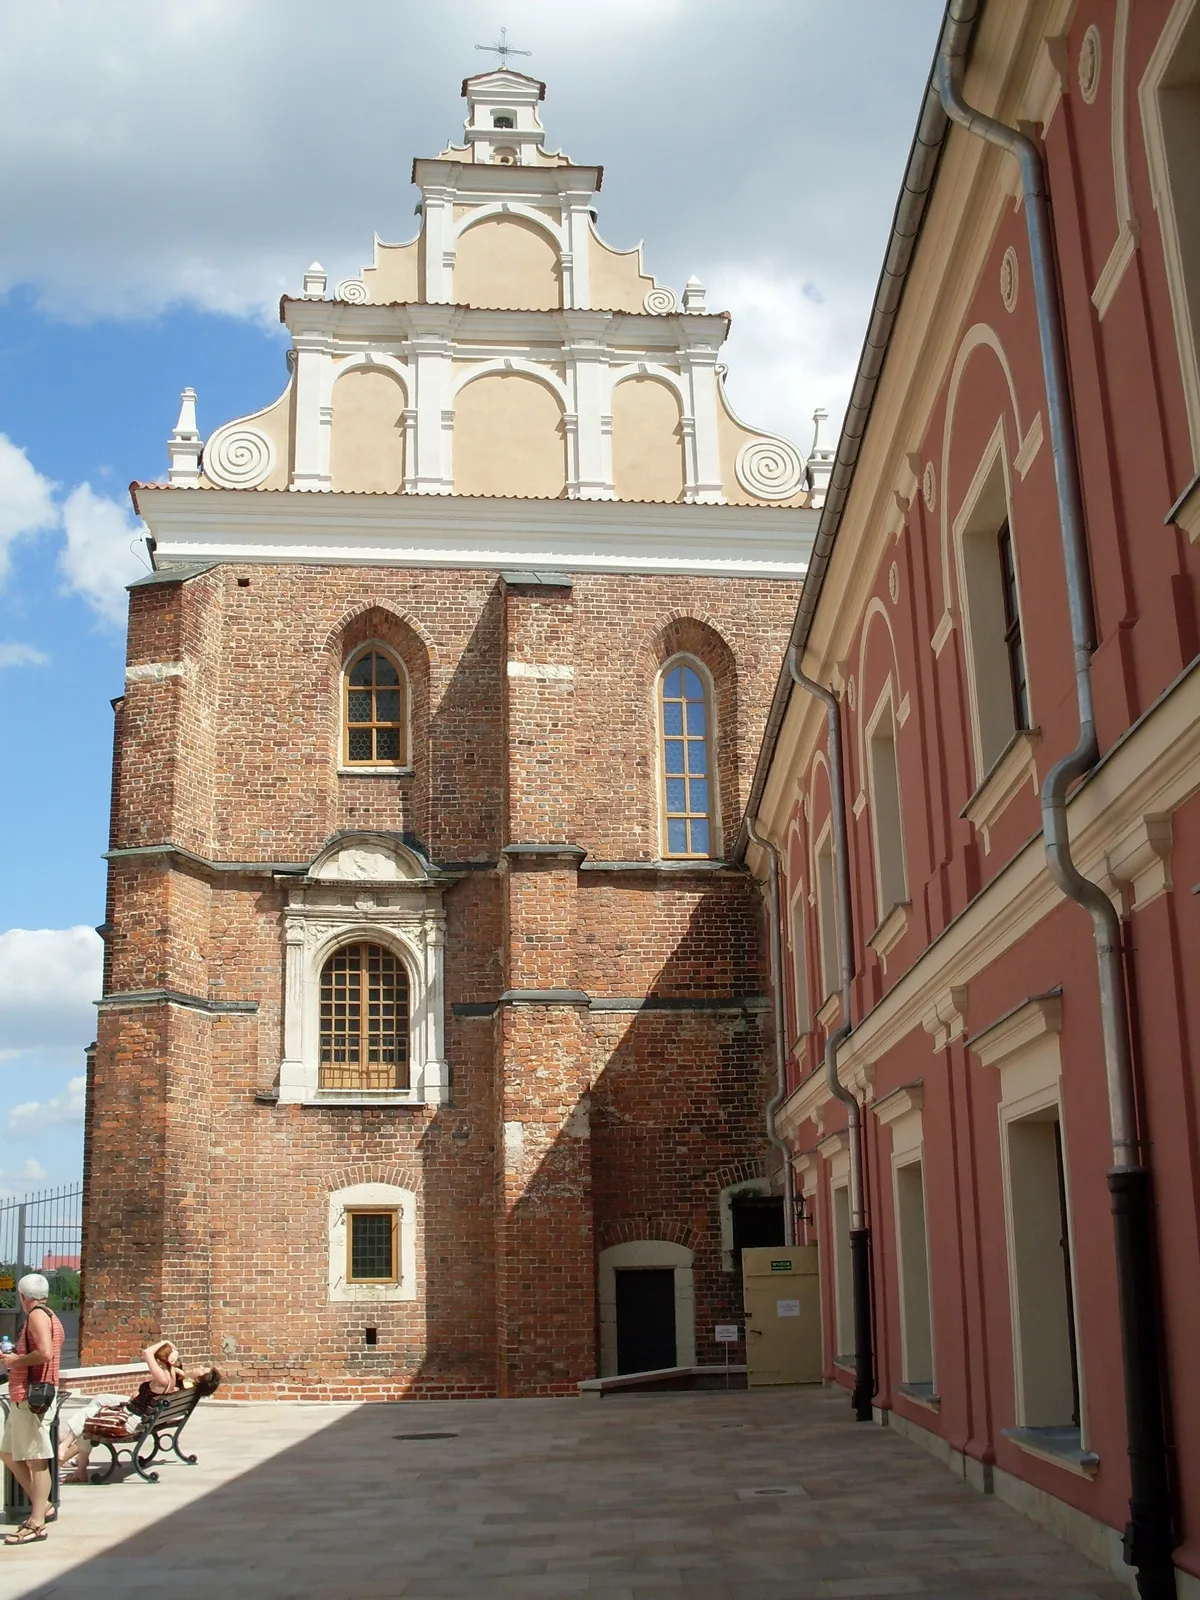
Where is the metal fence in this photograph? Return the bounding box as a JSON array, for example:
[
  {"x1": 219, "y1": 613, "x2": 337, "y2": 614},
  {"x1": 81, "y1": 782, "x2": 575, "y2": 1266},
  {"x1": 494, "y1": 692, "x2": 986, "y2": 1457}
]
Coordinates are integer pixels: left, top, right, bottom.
[
  {"x1": 0, "y1": 1183, "x2": 82, "y2": 1308},
  {"x1": 0, "y1": 1185, "x2": 82, "y2": 1363}
]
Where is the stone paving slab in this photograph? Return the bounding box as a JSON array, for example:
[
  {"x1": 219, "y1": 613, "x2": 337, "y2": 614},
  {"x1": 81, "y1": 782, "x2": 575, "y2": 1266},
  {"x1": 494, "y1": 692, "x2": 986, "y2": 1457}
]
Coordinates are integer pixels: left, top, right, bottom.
[{"x1": 0, "y1": 1386, "x2": 1132, "y2": 1600}]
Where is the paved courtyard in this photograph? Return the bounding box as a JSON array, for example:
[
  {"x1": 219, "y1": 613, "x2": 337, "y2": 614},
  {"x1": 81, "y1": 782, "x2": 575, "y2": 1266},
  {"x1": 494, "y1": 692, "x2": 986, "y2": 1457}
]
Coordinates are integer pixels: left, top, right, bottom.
[{"x1": 0, "y1": 1386, "x2": 1131, "y2": 1600}]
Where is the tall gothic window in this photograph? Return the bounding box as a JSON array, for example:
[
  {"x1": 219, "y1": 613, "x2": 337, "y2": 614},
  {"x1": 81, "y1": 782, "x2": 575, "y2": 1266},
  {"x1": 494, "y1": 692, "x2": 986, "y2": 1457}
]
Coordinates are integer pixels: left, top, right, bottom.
[
  {"x1": 319, "y1": 942, "x2": 410, "y2": 1093},
  {"x1": 344, "y1": 647, "x2": 408, "y2": 768},
  {"x1": 659, "y1": 658, "x2": 715, "y2": 858}
]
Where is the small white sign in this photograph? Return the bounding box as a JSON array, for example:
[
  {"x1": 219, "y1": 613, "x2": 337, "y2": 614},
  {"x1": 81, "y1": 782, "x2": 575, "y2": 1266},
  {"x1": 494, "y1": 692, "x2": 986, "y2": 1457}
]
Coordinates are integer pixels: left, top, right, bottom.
[
  {"x1": 714, "y1": 1324, "x2": 740, "y2": 1343},
  {"x1": 776, "y1": 1299, "x2": 801, "y2": 1318}
]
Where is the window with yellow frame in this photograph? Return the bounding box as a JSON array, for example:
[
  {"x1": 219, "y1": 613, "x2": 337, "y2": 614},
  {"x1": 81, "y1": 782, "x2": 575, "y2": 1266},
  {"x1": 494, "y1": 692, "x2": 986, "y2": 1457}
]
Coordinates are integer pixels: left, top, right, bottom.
[
  {"x1": 343, "y1": 646, "x2": 408, "y2": 768},
  {"x1": 659, "y1": 658, "x2": 715, "y2": 858},
  {"x1": 346, "y1": 1209, "x2": 399, "y2": 1285}
]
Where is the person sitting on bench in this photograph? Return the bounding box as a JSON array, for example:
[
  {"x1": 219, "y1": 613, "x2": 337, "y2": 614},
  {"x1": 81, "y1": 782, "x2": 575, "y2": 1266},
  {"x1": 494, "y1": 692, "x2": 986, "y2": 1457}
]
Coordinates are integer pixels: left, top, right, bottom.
[{"x1": 58, "y1": 1342, "x2": 220, "y2": 1483}]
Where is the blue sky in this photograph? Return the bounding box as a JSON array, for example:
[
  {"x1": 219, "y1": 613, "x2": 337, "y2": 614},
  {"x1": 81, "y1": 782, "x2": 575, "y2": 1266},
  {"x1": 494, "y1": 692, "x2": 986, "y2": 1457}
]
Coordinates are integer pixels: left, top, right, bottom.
[{"x1": 0, "y1": 0, "x2": 943, "y2": 1194}]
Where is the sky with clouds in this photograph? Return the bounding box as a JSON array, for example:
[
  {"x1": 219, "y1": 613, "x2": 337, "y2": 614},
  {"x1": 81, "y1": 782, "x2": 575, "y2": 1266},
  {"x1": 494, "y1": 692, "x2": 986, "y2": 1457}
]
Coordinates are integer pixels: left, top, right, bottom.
[{"x1": 0, "y1": 0, "x2": 944, "y2": 1194}]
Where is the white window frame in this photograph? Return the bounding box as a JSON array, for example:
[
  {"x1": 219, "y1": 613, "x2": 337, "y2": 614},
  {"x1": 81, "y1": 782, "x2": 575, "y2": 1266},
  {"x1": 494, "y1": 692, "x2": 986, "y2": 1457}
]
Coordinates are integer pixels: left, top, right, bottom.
[
  {"x1": 972, "y1": 997, "x2": 1087, "y2": 1440},
  {"x1": 814, "y1": 821, "x2": 838, "y2": 1002},
  {"x1": 279, "y1": 834, "x2": 449, "y2": 1106},
  {"x1": 328, "y1": 1182, "x2": 417, "y2": 1304},
  {"x1": 788, "y1": 880, "x2": 811, "y2": 1039},
  {"x1": 952, "y1": 419, "x2": 1031, "y2": 782},
  {"x1": 864, "y1": 681, "x2": 908, "y2": 925},
  {"x1": 1140, "y1": 0, "x2": 1200, "y2": 469}
]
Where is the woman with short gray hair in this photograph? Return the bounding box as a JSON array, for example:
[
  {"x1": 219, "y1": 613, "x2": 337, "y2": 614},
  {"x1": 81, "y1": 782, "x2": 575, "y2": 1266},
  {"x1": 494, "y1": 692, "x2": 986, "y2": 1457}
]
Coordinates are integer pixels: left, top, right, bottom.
[{"x1": 0, "y1": 1274, "x2": 65, "y2": 1543}]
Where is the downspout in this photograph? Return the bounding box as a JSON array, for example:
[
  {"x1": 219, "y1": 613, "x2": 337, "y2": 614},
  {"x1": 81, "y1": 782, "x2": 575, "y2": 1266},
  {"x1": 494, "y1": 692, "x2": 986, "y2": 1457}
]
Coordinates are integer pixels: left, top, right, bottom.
[
  {"x1": 745, "y1": 813, "x2": 796, "y2": 1246},
  {"x1": 788, "y1": 647, "x2": 873, "y2": 1421},
  {"x1": 938, "y1": 21, "x2": 1175, "y2": 1597}
]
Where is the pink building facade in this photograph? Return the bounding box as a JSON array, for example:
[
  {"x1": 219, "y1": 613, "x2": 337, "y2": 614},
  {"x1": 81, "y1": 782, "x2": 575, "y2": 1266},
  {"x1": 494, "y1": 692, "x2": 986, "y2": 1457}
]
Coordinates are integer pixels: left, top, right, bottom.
[{"x1": 745, "y1": 3, "x2": 1200, "y2": 1594}]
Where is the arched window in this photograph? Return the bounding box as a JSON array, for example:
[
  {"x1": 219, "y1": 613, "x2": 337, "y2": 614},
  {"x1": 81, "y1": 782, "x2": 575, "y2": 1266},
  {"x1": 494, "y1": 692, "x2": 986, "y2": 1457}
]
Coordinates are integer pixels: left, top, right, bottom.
[
  {"x1": 492, "y1": 111, "x2": 515, "y2": 128},
  {"x1": 659, "y1": 658, "x2": 715, "y2": 858},
  {"x1": 343, "y1": 647, "x2": 407, "y2": 768},
  {"x1": 319, "y1": 942, "x2": 409, "y2": 1093}
]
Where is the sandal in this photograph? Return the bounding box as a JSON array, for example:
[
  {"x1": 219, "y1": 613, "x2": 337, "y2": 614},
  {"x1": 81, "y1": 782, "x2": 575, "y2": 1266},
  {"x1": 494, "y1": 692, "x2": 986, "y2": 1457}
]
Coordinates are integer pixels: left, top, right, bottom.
[{"x1": 4, "y1": 1522, "x2": 48, "y2": 1544}]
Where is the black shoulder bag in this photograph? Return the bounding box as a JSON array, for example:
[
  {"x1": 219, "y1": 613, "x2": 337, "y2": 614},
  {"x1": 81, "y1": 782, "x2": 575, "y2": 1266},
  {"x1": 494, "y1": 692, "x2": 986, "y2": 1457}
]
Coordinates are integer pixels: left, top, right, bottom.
[{"x1": 22, "y1": 1308, "x2": 56, "y2": 1415}]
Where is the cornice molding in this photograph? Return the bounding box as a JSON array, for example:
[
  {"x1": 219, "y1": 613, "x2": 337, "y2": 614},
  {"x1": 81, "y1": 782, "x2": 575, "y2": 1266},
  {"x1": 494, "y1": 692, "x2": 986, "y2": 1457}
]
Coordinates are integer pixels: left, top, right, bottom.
[
  {"x1": 133, "y1": 488, "x2": 815, "y2": 581},
  {"x1": 968, "y1": 991, "x2": 1062, "y2": 1068}
]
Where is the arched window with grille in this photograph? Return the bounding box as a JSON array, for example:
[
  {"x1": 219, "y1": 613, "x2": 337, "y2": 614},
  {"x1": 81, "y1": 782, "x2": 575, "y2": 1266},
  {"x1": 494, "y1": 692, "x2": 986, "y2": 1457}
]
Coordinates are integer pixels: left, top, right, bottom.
[
  {"x1": 343, "y1": 646, "x2": 408, "y2": 769},
  {"x1": 658, "y1": 657, "x2": 715, "y2": 858},
  {"x1": 319, "y1": 941, "x2": 410, "y2": 1093}
]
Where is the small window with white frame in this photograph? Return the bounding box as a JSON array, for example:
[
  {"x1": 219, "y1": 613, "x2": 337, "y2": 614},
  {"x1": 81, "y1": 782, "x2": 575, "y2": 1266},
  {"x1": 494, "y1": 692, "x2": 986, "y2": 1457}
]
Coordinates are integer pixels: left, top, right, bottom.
[
  {"x1": 865, "y1": 686, "x2": 907, "y2": 923},
  {"x1": 328, "y1": 1181, "x2": 417, "y2": 1304},
  {"x1": 1142, "y1": 3, "x2": 1200, "y2": 470},
  {"x1": 954, "y1": 430, "x2": 1031, "y2": 777},
  {"x1": 788, "y1": 887, "x2": 811, "y2": 1038},
  {"x1": 814, "y1": 823, "x2": 839, "y2": 1001}
]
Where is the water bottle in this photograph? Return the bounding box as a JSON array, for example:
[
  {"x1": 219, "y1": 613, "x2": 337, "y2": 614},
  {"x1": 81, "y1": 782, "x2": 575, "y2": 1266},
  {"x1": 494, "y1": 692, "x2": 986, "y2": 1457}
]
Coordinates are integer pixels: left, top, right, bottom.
[{"x1": 0, "y1": 1336, "x2": 12, "y2": 1355}]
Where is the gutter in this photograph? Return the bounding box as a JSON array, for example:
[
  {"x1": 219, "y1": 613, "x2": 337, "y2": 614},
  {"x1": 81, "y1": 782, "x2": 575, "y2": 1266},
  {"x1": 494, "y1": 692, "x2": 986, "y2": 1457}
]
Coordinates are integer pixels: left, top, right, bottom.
[
  {"x1": 937, "y1": 11, "x2": 1176, "y2": 1594},
  {"x1": 744, "y1": 813, "x2": 797, "y2": 1246},
  {"x1": 735, "y1": 0, "x2": 978, "y2": 861}
]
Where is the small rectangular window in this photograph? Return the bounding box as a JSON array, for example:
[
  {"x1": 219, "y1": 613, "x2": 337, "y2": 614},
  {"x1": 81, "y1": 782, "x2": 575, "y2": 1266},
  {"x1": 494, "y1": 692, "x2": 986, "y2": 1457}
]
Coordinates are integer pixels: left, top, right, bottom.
[
  {"x1": 815, "y1": 830, "x2": 839, "y2": 1001},
  {"x1": 1006, "y1": 1109, "x2": 1080, "y2": 1427},
  {"x1": 895, "y1": 1160, "x2": 934, "y2": 1388},
  {"x1": 347, "y1": 1210, "x2": 398, "y2": 1284},
  {"x1": 867, "y1": 698, "x2": 907, "y2": 921},
  {"x1": 832, "y1": 1183, "x2": 854, "y2": 1361},
  {"x1": 997, "y1": 523, "x2": 1030, "y2": 732},
  {"x1": 789, "y1": 893, "x2": 810, "y2": 1037}
]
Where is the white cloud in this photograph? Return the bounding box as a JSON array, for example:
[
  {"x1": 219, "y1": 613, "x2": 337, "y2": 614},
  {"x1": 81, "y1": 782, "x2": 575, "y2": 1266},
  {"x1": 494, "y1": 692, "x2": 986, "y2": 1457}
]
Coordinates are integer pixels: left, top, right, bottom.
[
  {"x1": 8, "y1": 1078, "x2": 87, "y2": 1136},
  {"x1": 0, "y1": 927, "x2": 102, "y2": 1054},
  {"x1": 58, "y1": 484, "x2": 151, "y2": 627},
  {"x1": 0, "y1": 643, "x2": 49, "y2": 668},
  {"x1": 705, "y1": 262, "x2": 868, "y2": 452},
  {"x1": 0, "y1": 434, "x2": 59, "y2": 585}
]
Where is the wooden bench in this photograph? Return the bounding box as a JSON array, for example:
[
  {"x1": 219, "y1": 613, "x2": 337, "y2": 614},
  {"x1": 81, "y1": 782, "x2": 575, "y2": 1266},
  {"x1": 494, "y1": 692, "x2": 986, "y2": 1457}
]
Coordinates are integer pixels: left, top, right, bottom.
[{"x1": 83, "y1": 1388, "x2": 203, "y2": 1484}]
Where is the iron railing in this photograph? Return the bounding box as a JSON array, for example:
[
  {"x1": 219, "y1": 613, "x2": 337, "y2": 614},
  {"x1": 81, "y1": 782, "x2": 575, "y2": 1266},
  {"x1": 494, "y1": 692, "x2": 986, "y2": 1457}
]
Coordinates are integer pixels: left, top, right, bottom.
[{"x1": 0, "y1": 1185, "x2": 82, "y2": 1312}]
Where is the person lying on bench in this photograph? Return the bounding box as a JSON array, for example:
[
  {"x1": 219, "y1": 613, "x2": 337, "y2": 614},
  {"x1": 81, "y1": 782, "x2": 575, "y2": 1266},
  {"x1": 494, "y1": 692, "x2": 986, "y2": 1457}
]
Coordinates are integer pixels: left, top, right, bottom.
[{"x1": 58, "y1": 1342, "x2": 220, "y2": 1483}]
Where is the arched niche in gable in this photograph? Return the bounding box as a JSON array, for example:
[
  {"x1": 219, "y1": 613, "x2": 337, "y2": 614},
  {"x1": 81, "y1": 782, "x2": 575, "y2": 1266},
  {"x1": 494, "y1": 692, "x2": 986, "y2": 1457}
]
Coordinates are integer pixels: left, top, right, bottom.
[
  {"x1": 452, "y1": 371, "x2": 566, "y2": 498},
  {"x1": 454, "y1": 214, "x2": 562, "y2": 311},
  {"x1": 611, "y1": 376, "x2": 685, "y2": 503},
  {"x1": 329, "y1": 366, "x2": 408, "y2": 493}
]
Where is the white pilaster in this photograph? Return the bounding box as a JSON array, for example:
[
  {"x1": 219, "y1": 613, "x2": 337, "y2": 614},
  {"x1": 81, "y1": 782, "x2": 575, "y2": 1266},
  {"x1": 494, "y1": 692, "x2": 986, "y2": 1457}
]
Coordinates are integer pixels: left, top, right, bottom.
[
  {"x1": 278, "y1": 919, "x2": 308, "y2": 1100},
  {"x1": 561, "y1": 188, "x2": 594, "y2": 309},
  {"x1": 422, "y1": 913, "x2": 450, "y2": 1105},
  {"x1": 679, "y1": 346, "x2": 725, "y2": 504},
  {"x1": 291, "y1": 335, "x2": 333, "y2": 491},
  {"x1": 407, "y1": 310, "x2": 456, "y2": 493},
  {"x1": 421, "y1": 182, "x2": 457, "y2": 304},
  {"x1": 563, "y1": 311, "x2": 615, "y2": 500}
]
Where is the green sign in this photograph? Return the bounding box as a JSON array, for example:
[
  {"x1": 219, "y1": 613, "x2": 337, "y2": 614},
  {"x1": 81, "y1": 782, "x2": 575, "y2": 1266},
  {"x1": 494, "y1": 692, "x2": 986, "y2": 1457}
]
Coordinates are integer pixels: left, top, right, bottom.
[{"x1": 770, "y1": 1259, "x2": 791, "y2": 1272}]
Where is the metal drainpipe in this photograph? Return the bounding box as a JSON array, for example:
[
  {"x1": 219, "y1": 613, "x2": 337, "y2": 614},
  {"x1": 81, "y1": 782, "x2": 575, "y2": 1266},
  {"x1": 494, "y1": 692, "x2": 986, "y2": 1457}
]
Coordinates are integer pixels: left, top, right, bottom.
[
  {"x1": 787, "y1": 647, "x2": 873, "y2": 1421},
  {"x1": 745, "y1": 812, "x2": 797, "y2": 1247},
  {"x1": 938, "y1": 22, "x2": 1175, "y2": 1595}
]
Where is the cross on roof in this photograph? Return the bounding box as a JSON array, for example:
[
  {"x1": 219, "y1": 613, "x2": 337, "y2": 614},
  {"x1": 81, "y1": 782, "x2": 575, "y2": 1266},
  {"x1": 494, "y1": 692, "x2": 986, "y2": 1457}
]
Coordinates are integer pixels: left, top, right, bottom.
[{"x1": 474, "y1": 27, "x2": 530, "y2": 70}]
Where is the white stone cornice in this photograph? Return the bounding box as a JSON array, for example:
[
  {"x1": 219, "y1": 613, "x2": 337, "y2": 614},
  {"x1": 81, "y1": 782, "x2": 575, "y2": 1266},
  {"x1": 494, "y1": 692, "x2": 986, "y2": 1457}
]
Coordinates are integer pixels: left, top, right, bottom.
[
  {"x1": 969, "y1": 993, "x2": 1061, "y2": 1069},
  {"x1": 921, "y1": 985, "x2": 968, "y2": 1052},
  {"x1": 873, "y1": 1082, "x2": 924, "y2": 1126},
  {"x1": 133, "y1": 486, "x2": 816, "y2": 580}
]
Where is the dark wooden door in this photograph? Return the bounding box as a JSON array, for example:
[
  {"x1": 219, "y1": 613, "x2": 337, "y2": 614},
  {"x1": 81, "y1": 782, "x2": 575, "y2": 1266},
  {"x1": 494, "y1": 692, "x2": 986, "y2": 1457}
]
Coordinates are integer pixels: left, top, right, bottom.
[{"x1": 615, "y1": 1268, "x2": 676, "y2": 1375}]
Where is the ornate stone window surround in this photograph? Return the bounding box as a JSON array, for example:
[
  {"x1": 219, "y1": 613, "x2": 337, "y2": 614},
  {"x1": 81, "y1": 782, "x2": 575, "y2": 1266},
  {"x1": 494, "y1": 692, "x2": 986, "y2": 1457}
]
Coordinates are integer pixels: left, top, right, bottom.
[
  {"x1": 279, "y1": 836, "x2": 449, "y2": 1107},
  {"x1": 328, "y1": 1182, "x2": 418, "y2": 1304}
]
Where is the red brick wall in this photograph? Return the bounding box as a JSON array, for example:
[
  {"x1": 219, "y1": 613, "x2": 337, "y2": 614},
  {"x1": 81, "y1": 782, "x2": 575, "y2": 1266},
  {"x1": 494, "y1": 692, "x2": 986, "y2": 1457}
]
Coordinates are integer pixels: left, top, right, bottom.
[{"x1": 84, "y1": 562, "x2": 797, "y2": 1396}]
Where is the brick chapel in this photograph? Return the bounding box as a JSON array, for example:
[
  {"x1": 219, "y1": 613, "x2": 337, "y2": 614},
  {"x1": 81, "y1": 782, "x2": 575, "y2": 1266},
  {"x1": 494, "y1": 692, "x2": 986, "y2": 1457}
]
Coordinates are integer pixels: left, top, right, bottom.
[{"x1": 83, "y1": 69, "x2": 821, "y2": 1398}]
